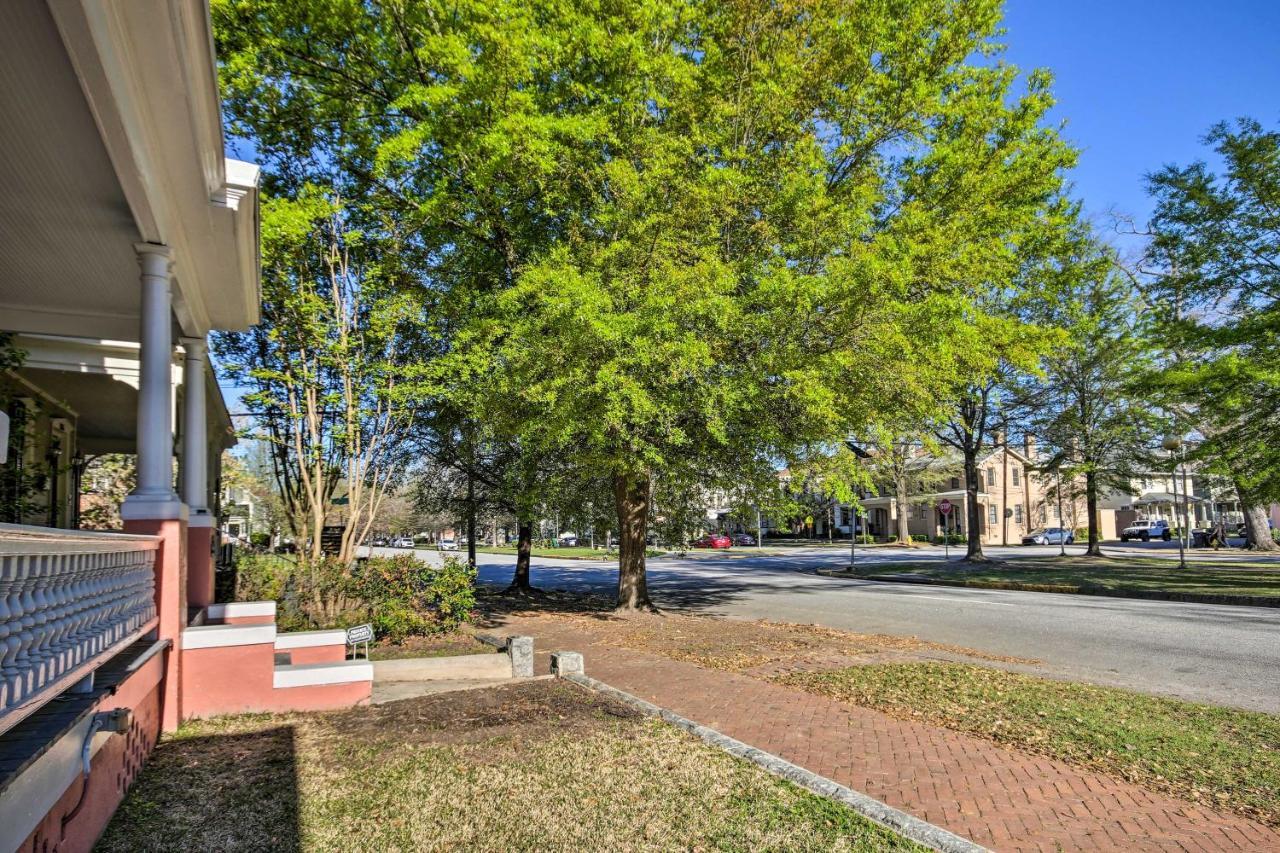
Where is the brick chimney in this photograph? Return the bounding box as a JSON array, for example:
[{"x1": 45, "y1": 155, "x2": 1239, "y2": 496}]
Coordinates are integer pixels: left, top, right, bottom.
[{"x1": 1023, "y1": 434, "x2": 1037, "y2": 460}]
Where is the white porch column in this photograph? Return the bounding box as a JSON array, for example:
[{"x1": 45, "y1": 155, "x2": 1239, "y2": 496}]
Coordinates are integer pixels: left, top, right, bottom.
[
  {"x1": 121, "y1": 244, "x2": 185, "y2": 521},
  {"x1": 181, "y1": 336, "x2": 211, "y2": 520}
]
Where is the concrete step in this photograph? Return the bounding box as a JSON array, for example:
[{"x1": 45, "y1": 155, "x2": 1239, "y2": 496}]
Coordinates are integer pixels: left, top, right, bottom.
[{"x1": 273, "y1": 659, "x2": 373, "y2": 689}]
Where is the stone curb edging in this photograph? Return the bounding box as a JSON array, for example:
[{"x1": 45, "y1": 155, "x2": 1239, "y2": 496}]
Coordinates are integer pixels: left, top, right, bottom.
[
  {"x1": 562, "y1": 671, "x2": 988, "y2": 853},
  {"x1": 817, "y1": 569, "x2": 1280, "y2": 608}
]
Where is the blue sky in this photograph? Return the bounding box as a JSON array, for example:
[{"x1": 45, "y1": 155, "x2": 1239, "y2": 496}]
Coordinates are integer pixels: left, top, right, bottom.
[{"x1": 1001, "y1": 0, "x2": 1280, "y2": 230}]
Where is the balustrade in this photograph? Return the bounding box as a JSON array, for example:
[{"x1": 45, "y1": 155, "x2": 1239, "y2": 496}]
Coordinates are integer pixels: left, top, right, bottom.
[{"x1": 0, "y1": 524, "x2": 158, "y2": 733}]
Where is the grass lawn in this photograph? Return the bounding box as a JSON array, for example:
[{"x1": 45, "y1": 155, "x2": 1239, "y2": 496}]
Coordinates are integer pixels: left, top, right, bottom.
[
  {"x1": 856, "y1": 555, "x2": 1280, "y2": 598},
  {"x1": 99, "y1": 681, "x2": 921, "y2": 852},
  {"x1": 779, "y1": 662, "x2": 1280, "y2": 827}
]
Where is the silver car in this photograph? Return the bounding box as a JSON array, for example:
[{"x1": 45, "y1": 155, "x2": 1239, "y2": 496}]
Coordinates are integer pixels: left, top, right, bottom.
[{"x1": 1021, "y1": 527, "x2": 1074, "y2": 545}]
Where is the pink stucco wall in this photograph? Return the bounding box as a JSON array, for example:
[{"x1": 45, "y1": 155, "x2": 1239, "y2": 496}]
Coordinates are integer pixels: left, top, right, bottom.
[{"x1": 16, "y1": 649, "x2": 165, "y2": 853}]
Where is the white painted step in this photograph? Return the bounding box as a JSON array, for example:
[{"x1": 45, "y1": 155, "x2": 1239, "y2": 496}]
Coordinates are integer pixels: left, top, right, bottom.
[{"x1": 274, "y1": 660, "x2": 373, "y2": 688}]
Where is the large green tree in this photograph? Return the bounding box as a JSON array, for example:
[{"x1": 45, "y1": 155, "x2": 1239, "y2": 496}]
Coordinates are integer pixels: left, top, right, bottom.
[
  {"x1": 1141, "y1": 118, "x2": 1280, "y2": 550},
  {"x1": 1028, "y1": 227, "x2": 1164, "y2": 556},
  {"x1": 216, "y1": 0, "x2": 1078, "y2": 606},
  {"x1": 454, "y1": 1, "x2": 1075, "y2": 603}
]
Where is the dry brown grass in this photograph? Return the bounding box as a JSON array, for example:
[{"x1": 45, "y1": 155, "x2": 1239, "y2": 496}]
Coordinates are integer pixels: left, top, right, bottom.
[
  {"x1": 368, "y1": 629, "x2": 494, "y2": 661},
  {"x1": 100, "y1": 681, "x2": 923, "y2": 852},
  {"x1": 484, "y1": 591, "x2": 1037, "y2": 677}
]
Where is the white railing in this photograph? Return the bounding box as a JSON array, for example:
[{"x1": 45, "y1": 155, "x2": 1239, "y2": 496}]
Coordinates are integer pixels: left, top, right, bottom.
[{"x1": 0, "y1": 523, "x2": 158, "y2": 735}]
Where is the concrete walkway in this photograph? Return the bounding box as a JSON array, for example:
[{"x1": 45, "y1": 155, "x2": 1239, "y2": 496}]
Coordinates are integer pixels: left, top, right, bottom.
[{"x1": 498, "y1": 615, "x2": 1280, "y2": 852}]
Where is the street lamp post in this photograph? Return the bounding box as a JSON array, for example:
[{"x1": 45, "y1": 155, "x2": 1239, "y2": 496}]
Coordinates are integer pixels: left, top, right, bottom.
[{"x1": 1162, "y1": 435, "x2": 1187, "y2": 570}]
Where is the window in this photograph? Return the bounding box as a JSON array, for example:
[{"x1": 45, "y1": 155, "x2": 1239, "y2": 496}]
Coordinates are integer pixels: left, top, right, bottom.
[
  {"x1": 1014, "y1": 504, "x2": 1023, "y2": 524},
  {"x1": 950, "y1": 477, "x2": 960, "y2": 490},
  {"x1": 986, "y1": 468, "x2": 996, "y2": 488},
  {"x1": 987, "y1": 504, "x2": 998, "y2": 525},
  {"x1": 1011, "y1": 467, "x2": 1021, "y2": 486}
]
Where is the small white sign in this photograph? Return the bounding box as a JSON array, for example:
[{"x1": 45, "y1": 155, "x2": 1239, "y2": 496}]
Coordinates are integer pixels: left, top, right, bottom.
[{"x1": 346, "y1": 623, "x2": 374, "y2": 645}]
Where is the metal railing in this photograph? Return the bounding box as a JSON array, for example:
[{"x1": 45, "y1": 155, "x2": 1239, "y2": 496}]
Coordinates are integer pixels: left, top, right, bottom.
[{"x1": 0, "y1": 523, "x2": 158, "y2": 735}]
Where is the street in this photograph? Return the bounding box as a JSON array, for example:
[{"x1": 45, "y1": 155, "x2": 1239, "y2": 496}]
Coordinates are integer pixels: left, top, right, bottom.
[{"x1": 454, "y1": 544, "x2": 1280, "y2": 713}]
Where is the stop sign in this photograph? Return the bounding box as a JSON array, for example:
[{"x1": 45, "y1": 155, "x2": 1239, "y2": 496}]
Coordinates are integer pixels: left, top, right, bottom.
[{"x1": 938, "y1": 498, "x2": 953, "y2": 515}]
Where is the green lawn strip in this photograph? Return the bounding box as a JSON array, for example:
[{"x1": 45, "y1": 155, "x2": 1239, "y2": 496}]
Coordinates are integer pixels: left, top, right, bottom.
[
  {"x1": 100, "y1": 682, "x2": 922, "y2": 852},
  {"x1": 779, "y1": 662, "x2": 1280, "y2": 827},
  {"x1": 858, "y1": 557, "x2": 1280, "y2": 598}
]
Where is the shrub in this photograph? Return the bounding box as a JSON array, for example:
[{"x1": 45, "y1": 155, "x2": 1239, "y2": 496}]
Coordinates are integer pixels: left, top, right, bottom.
[
  {"x1": 354, "y1": 555, "x2": 476, "y2": 641},
  {"x1": 231, "y1": 553, "x2": 476, "y2": 641},
  {"x1": 911, "y1": 534, "x2": 931, "y2": 543}
]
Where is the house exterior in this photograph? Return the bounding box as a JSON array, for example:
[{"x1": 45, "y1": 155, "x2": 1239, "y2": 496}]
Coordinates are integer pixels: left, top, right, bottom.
[
  {"x1": 848, "y1": 436, "x2": 1117, "y2": 544},
  {"x1": 1100, "y1": 469, "x2": 1240, "y2": 532},
  {"x1": 0, "y1": 4, "x2": 372, "y2": 850}
]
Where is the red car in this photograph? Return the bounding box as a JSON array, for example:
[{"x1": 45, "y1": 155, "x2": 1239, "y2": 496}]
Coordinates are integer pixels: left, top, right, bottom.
[{"x1": 693, "y1": 533, "x2": 732, "y2": 549}]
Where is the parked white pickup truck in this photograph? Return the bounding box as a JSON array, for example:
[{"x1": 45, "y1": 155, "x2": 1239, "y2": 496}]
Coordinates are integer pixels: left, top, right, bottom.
[{"x1": 1120, "y1": 518, "x2": 1173, "y2": 542}]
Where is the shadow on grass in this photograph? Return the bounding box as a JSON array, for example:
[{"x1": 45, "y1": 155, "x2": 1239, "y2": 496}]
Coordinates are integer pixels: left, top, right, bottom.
[{"x1": 98, "y1": 724, "x2": 300, "y2": 852}]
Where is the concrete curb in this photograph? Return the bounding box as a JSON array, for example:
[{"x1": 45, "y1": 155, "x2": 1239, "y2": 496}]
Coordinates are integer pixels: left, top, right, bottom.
[
  {"x1": 817, "y1": 569, "x2": 1280, "y2": 608},
  {"x1": 563, "y1": 672, "x2": 988, "y2": 853}
]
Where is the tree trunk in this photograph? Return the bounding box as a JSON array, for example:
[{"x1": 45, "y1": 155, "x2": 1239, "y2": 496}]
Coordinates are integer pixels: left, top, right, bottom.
[
  {"x1": 1237, "y1": 489, "x2": 1279, "y2": 551},
  {"x1": 505, "y1": 519, "x2": 539, "y2": 594},
  {"x1": 963, "y1": 449, "x2": 987, "y2": 561},
  {"x1": 466, "y1": 469, "x2": 477, "y2": 569},
  {"x1": 1084, "y1": 470, "x2": 1102, "y2": 557},
  {"x1": 895, "y1": 475, "x2": 912, "y2": 545},
  {"x1": 614, "y1": 470, "x2": 655, "y2": 611}
]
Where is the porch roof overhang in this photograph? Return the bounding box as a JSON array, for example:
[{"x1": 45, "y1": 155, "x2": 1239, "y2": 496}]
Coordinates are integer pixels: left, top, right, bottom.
[
  {"x1": 0, "y1": 0, "x2": 260, "y2": 342},
  {"x1": 922, "y1": 490, "x2": 990, "y2": 501},
  {"x1": 1134, "y1": 491, "x2": 1204, "y2": 505}
]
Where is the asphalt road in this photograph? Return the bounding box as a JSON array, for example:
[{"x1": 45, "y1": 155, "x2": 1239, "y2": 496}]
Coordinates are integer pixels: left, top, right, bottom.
[{"x1": 453, "y1": 544, "x2": 1280, "y2": 713}]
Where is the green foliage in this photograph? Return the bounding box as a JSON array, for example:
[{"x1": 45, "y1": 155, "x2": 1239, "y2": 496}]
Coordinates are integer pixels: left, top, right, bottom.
[
  {"x1": 1143, "y1": 118, "x2": 1280, "y2": 504},
  {"x1": 1024, "y1": 221, "x2": 1167, "y2": 549},
  {"x1": 232, "y1": 553, "x2": 475, "y2": 640},
  {"x1": 355, "y1": 555, "x2": 476, "y2": 641},
  {"x1": 214, "y1": 0, "x2": 1077, "y2": 602}
]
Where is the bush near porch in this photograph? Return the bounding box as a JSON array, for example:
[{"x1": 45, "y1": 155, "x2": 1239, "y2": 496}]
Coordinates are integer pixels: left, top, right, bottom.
[{"x1": 234, "y1": 553, "x2": 476, "y2": 641}]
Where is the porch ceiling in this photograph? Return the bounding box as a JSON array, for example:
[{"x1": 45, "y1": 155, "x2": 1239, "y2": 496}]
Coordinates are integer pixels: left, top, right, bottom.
[
  {"x1": 19, "y1": 367, "x2": 138, "y2": 454},
  {"x1": 0, "y1": 1, "x2": 141, "y2": 340},
  {"x1": 0, "y1": 1, "x2": 261, "y2": 343}
]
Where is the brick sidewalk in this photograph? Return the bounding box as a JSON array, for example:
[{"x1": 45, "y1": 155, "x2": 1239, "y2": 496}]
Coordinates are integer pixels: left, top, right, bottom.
[{"x1": 498, "y1": 615, "x2": 1279, "y2": 852}]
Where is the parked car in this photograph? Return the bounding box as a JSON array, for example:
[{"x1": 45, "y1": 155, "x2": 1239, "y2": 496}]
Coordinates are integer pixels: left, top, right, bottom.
[
  {"x1": 692, "y1": 533, "x2": 732, "y2": 549},
  {"x1": 558, "y1": 532, "x2": 579, "y2": 547},
  {"x1": 392, "y1": 536, "x2": 414, "y2": 548},
  {"x1": 437, "y1": 536, "x2": 459, "y2": 551},
  {"x1": 1021, "y1": 527, "x2": 1074, "y2": 546},
  {"x1": 1120, "y1": 519, "x2": 1172, "y2": 542},
  {"x1": 732, "y1": 532, "x2": 757, "y2": 546},
  {"x1": 370, "y1": 537, "x2": 388, "y2": 547}
]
